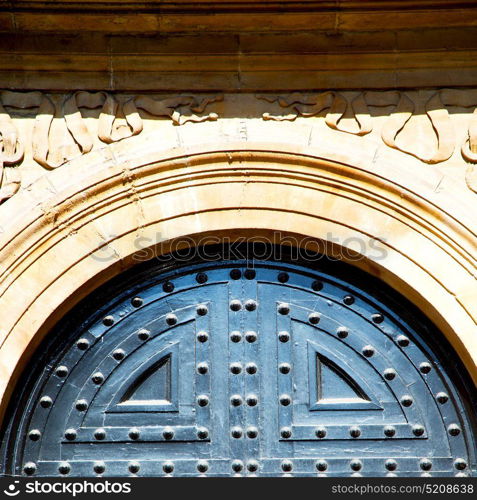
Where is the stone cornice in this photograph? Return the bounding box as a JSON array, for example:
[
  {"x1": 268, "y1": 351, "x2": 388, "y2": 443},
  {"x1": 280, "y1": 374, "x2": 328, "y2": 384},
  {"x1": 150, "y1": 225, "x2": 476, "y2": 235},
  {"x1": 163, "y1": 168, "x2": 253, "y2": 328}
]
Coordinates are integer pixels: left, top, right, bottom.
[
  {"x1": 1, "y1": 3, "x2": 476, "y2": 90},
  {"x1": 1, "y1": 1, "x2": 477, "y2": 33},
  {"x1": 5, "y1": 1, "x2": 477, "y2": 13}
]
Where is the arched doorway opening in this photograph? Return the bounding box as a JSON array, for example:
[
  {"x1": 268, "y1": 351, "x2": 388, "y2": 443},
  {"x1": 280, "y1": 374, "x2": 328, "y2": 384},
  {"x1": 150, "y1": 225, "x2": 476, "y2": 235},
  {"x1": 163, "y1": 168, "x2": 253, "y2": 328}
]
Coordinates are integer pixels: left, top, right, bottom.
[{"x1": 2, "y1": 245, "x2": 475, "y2": 477}]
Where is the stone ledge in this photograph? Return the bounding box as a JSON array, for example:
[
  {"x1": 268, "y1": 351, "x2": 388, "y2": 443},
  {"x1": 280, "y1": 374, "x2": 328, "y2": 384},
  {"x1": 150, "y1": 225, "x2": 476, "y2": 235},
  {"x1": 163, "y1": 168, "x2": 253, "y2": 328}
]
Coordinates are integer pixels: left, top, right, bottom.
[{"x1": 1, "y1": 2, "x2": 477, "y2": 33}]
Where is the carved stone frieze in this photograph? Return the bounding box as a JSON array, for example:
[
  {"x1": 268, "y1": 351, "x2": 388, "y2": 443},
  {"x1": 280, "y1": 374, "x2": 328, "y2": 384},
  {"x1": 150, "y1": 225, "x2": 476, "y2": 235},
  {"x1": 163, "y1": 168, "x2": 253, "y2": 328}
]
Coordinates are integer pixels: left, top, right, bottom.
[
  {"x1": 1, "y1": 89, "x2": 477, "y2": 205},
  {"x1": 258, "y1": 89, "x2": 477, "y2": 165},
  {"x1": 0, "y1": 91, "x2": 222, "y2": 169},
  {"x1": 0, "y1": 91, "x2": 222, "y2": 203}
]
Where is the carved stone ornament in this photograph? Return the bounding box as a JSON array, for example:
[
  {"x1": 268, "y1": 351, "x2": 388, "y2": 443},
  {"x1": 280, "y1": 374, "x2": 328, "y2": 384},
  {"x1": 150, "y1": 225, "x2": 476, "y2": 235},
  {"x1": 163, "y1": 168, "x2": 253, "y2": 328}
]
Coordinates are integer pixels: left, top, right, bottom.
[
  {"x1": 0, "y1": 91, "x2": 222, "y2": 203},
  {"x1": 258, "y1": 89, "x2": 477, "y2": 166},
  {"x1": 2, "y1": 88, "x2": 477, "y2": 205},
  {"x1": 466, "y1": 166, "x2": 477, "y2": 194}
]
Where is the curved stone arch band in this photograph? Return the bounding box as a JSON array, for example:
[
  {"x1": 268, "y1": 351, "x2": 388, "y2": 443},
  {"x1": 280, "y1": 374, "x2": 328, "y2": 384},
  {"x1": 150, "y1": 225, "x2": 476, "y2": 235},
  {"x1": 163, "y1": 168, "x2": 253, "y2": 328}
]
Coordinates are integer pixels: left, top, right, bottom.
[{"x1": 0, "y1": 132, "x2": 476, "y2": 426}]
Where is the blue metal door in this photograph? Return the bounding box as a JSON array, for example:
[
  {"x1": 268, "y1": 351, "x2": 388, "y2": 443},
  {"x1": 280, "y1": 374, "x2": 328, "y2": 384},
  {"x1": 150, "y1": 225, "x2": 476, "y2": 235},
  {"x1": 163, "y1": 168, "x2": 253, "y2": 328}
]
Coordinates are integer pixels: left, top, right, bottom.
[{"x1": 2, "y1": 260, "x2": 475, "y2": 476}]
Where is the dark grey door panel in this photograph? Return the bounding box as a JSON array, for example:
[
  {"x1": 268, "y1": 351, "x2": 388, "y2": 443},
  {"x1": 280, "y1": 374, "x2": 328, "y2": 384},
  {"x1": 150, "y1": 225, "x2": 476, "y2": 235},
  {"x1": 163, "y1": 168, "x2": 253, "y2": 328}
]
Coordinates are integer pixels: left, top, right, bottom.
[{"x1": 2, "y1": 260, "x2": 475, "y2": 477}]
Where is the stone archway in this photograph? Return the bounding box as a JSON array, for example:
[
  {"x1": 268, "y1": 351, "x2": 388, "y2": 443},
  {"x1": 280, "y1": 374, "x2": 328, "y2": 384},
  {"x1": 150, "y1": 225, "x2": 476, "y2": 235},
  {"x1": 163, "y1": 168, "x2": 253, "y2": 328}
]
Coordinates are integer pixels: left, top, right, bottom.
[{"x1": 0, "y1": 124, "x2": 476, "y2": 429}]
